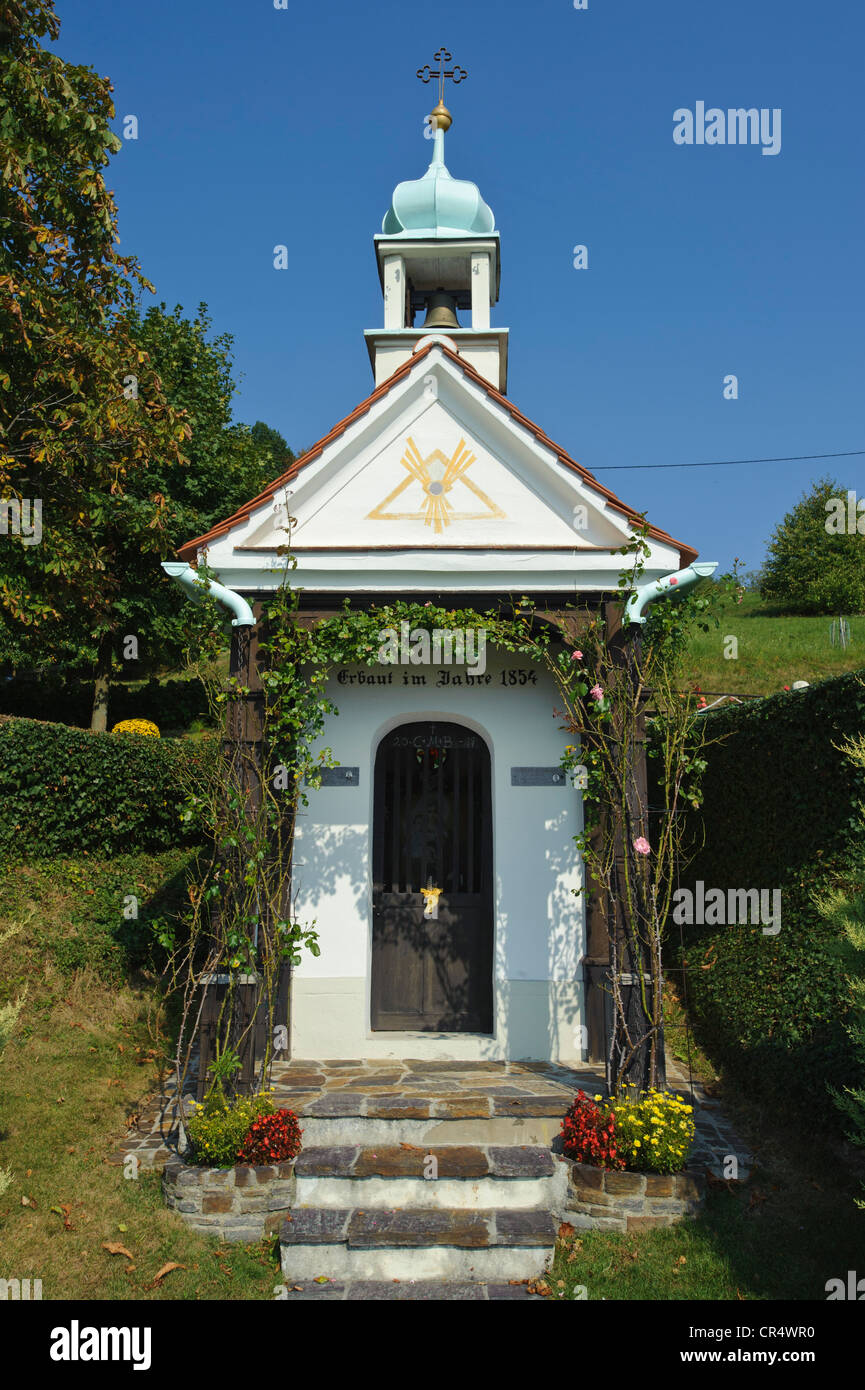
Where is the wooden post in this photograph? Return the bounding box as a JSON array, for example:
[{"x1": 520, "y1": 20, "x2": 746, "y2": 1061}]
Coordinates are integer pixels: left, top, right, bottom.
[
  {"x1": 602, "y1": 601, "x2": 665, "y2": 1093},
  {"x1": 197, "y1": 607, "x2": 276, "y2": 1101}
]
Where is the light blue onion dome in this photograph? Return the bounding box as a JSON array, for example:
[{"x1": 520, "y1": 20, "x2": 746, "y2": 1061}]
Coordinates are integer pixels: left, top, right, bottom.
[{"x1": 382, "y1": 124, "x2": 495, "y2": 238}]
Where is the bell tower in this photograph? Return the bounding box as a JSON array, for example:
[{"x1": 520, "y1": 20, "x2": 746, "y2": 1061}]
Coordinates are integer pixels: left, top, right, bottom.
[{"x1": 365, "y1": 49, "x2": 508, "y2": 393}]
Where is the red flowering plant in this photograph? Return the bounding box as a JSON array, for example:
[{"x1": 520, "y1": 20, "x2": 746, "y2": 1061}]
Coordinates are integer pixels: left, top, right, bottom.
[
  {"x1": 560, "y1": 1090, "x2": 624, "y2": 1171},
  {"x1": 237, "y1": 1108, "x2": 303, "y2": 1165}
]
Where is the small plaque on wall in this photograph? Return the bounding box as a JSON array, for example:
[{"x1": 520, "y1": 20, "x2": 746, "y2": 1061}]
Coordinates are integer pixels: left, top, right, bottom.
[
  {"x1": 511, "y1": 767, "x2": 566, "y2": 787},
  {"x1": 306, "y1": 767, "x2": 359, "y2": 787}
]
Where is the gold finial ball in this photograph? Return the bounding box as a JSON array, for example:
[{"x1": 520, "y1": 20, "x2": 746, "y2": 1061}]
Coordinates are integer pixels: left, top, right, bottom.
[{"x1": 429, "y1": 101, "x2": 452, "y2": 132}]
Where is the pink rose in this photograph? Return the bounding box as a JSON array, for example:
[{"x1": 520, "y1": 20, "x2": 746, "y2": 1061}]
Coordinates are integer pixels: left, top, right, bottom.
[
  {"x1": 590, "y1": 684, "x2": 604, "y2": 701},
  {"x1": 633, "y1": 837, "x2": 651, "y2": 856},
  {"x1": 669, "y1": 577, "x2": 678, "y2": 586},
  {"x1": 571, "y1": 649, "x2": 583, "y2": 661}
]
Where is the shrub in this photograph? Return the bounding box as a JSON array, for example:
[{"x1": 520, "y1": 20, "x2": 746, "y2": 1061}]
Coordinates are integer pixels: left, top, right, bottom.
[
  {"x1": 237, "y1": 1109, "x2": 303, "y2": 1165},
  {"x1": 112, "y1": 718, "x2": 160, "y2": 737},
  {"x1": 0, "y1": 716, "x2": 216, "y2": 857},
  {"x1": 560, "y1": 1091, "x2": 624, "y2": 1170},
  {"x1": 611, "y1": 1089, "x2": 695, "y2": 1174},
  {"x1": 668, "y1": 670, "x2": 865, "y2": 1128},
  {"x1": 184, "y1": 1092, "x2": 275, "y2": 1168}
]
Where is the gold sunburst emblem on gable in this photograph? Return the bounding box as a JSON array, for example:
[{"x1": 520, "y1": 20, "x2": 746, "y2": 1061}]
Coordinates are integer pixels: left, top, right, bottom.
[{"x1": 366, "y1": 436, "x2": 506, "y2": 534}]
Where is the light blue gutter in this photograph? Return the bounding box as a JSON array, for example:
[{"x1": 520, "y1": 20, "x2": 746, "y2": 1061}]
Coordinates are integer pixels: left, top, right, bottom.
[
  {"x1": 624, "y1": 561, "x2": 719, "y2": 625},
  {"x1": 161, "y1": 561, "x2": 255, "y2": 627}
]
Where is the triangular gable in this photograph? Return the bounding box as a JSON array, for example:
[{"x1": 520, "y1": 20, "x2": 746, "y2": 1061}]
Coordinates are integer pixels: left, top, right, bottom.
[{"x1": 177, "y1": 340, "x2": 698, "y2": 572}]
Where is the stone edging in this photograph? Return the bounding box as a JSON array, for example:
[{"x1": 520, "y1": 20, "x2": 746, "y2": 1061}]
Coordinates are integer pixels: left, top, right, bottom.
[
  {"x1": 562, "y1": 1157, "x2": 705, "y2": 1232},
  {"x1": 162, "y1": 1156, "x2": 297, "y2": 1242}
]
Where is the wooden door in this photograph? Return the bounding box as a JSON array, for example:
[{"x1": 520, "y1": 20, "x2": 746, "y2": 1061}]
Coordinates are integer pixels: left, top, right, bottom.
[{"x1": 371, "y1": 721, "x2": 493, "y2": 1032}]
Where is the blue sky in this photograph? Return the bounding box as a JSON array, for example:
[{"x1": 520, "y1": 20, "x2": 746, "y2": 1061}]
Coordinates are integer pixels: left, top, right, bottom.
[{"x1": 54, "y1": 0, "x2": 864, "y2": 574}]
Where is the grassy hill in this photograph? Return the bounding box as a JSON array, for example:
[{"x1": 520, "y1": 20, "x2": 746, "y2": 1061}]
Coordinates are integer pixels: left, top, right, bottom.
[{"x1": 683, "y1": 591, "x2": 865, "y2": 696}]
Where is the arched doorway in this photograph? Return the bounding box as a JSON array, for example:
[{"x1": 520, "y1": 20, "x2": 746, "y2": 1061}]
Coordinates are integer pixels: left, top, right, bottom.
[{"x1": 371, "y1": 720, "x2": 494, "y2": 1032}]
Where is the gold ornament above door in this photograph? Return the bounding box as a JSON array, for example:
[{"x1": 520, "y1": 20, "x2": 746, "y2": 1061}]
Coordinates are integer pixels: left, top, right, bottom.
[{"x1": 366, "y1": 436, "x2": 506, "y2": 534}]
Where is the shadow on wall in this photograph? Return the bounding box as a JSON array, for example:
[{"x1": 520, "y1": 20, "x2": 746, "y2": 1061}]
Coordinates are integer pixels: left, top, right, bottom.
[{"x1": 292, "y1": 820, "x2": 370, "y2": 954}]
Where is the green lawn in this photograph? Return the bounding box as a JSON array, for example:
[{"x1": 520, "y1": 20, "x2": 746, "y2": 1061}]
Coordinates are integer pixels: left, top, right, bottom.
[
  {"x1": 0, "y1": 852, "x2": 281, "y2": 1301},
  {"x1": 682, "y1": 591, "x2": 865, "y2": 696}
]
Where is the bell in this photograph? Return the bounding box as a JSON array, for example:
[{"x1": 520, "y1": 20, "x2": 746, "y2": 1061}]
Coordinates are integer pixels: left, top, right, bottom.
[{"x1": 422, "y1": 290, "x2": 460, "y2": 330}]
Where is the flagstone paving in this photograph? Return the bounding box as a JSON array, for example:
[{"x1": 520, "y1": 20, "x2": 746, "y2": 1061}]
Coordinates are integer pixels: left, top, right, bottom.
[{"x1": 111, "y1": 1055, "x2": 752, "y2": 1180}]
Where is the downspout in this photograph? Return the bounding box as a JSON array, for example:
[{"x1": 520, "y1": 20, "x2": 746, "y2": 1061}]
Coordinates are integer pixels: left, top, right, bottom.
[
  {"x1": 161, "y1": 561, "x2": 255, "y2": 627},
  {"x1": 624, "y1": 560, "x2": 719, "y2": 625}
]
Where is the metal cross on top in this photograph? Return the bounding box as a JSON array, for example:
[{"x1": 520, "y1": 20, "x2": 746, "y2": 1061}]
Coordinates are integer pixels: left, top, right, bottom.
[{"x1": 416, "y1": 47, "x2": 468, "y2": 106}]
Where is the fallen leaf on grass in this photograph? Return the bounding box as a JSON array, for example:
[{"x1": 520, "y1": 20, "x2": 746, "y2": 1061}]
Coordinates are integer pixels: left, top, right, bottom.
[
  {"x1": 557, "y1": 1221, "x2": 575, "y2": 1239},
  {"x1": 152, "y1": 1262, "x2": 184, "y2": 1284},
  {"x1": 527, "y1": 1277, "x2": 552, "y2": 1297},
  {"x1": 399, "y1": 1142, "x2": 422, "y2": 1152},
  {"x1": 21, "y1": 1195, "x2": 35, "y2": 1208},
  {"x1": 102, "y1": 1242, "x2": 134, "y2": 1261},
  {"x1": 50, "y1": 1204, "x2": 74, "y2": 1231}
]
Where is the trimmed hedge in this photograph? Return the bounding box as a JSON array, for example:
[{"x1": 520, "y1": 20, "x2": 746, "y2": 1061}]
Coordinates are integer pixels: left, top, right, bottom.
[
  {"x1": 669, "y1": 670, "x2": 865, "y2": 1122},
  {"x1": 0, "y1": 716, "x2": 217, "y2": 857}
]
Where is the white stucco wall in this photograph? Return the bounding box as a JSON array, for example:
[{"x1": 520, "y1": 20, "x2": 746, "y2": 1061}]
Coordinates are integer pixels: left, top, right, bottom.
[{"x1": 290, "y1": 648, "x2": 586, "y2": 1062}]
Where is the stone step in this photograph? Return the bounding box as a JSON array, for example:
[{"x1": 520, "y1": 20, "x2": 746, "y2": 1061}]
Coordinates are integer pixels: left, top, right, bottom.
[
  {"x1": 296, "y1": 1113, "x2": 565, "y2": 1149},
  {"x1": 277, "y1": 1277, "x2": 543, "y2": 1301},
  {"x1": 279, "y1": 1206, "x2": 558, "y2": 1282},
  {"x1": 294, "y1": 1144, "x2": 567, "y2": 1211},
  {"x1": 281, "y1": 1091, "x2": 570, "y2": 1120},
  {"x1": 296, "y1": 1144, "x2": 557, "y2": 1180}
]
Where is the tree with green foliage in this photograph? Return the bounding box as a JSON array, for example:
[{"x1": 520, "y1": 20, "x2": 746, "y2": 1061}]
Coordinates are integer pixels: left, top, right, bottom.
[
  {"x1": 760, "y1": 477, "x2": 865, "y2": 614},
  {"x1": 101, "y1": 301, "x2": 295, "y2": 689},
  {"x1": 0, "y1": 4, "x2": 294, "y2": 727},
  {"x1": 250, "y1": 421, "x2": 294, "y2": 473},
  {"x1": 0, "y1": 0, "x2": 189, "y2": 726}
]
